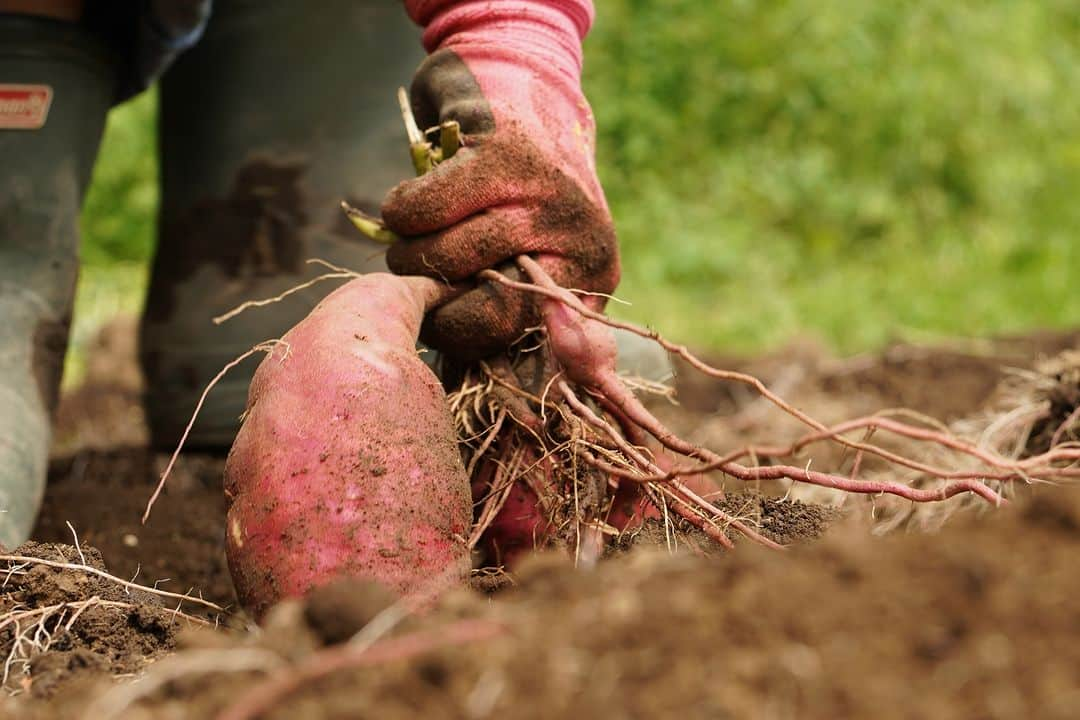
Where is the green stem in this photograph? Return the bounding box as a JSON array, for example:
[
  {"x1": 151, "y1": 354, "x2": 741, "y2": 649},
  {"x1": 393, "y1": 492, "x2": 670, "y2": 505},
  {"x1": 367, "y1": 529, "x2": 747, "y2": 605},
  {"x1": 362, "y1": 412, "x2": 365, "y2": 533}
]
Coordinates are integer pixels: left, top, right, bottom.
[
  {"x1": 439, "y1": 120, "x2": 461, "y2": 161},
  {"x1": 409, "y1": 143, "x2": 434, "y2": 176},
  {"x1": 340, "y1": 201, "x2": 400, "y2": 244},
  {"x1": 340, "y1": 90, "x2": 461, "y2": 242},
  {"x1": 397, "y1": 86, "x2": 426, "y2": 146}
]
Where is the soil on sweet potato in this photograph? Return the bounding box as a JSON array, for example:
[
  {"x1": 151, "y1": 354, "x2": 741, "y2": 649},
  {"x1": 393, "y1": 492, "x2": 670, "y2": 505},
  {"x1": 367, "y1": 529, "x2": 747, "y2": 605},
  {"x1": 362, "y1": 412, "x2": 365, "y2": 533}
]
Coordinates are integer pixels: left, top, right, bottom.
[{"x1": 5, "y1": 320, "x2": 1079, "y2": 718}]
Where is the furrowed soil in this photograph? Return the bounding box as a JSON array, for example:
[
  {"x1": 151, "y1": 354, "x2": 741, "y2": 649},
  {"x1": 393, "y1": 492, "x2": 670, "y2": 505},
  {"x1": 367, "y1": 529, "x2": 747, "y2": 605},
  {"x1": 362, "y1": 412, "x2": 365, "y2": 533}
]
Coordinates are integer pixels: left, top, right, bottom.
[{"x1": 4, "y1": 319, "x2": 1079, "y2": 719}]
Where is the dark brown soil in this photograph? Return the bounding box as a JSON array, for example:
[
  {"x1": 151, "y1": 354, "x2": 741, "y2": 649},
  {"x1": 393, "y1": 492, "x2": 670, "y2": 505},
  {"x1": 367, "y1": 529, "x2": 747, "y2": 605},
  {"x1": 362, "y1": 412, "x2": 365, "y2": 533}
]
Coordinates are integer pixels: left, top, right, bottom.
[
  {"x1": 0, "y1": 542, "x2": 181, "y2": 699},
  {"x1": 36, "y1": 318, "x2": 235, "y2": 611},
  {"x1": 715, "y1": 493, "x2": 839, "y2": 545},
  {"x1": 34, "y1": 449, "x2": 234, "y2": 610},
  {"x1": 613, "y1": 495, "x2": 838, "y2": 557},
  {"x1": 15, "y1": 493, "x2": 1080, "y2": 719},
  {"x1": 5, "y1": 321, "x2": 1079, "y2": 718}
]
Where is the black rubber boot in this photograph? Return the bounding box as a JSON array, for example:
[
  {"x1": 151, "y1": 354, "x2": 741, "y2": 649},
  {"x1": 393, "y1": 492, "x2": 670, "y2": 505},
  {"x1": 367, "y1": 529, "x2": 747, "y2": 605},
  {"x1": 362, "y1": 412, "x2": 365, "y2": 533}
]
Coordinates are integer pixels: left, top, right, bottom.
[
  {"x1": 140, "y1": 0, "x2": 424, "y2": 450},
  {"x1": 0, "y1": 15, "x2": 113, "y2": 547}
]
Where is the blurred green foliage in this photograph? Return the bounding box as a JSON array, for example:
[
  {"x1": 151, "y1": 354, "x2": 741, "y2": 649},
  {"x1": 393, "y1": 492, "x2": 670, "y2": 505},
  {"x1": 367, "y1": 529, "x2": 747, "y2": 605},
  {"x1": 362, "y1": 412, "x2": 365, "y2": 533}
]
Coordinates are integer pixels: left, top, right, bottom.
[
  {"x1": 68, "y1": 90, "x2": 154, "y2": 385},
  {"x1": 78, "y1": 0, "x2": 1080, "y2": 357},
  {"x1": 81, "y1": 88, "x2": 157, "y2": 266},
  {"x1": 586, "y1": 0, "x2": 1080, "y2": 351}
]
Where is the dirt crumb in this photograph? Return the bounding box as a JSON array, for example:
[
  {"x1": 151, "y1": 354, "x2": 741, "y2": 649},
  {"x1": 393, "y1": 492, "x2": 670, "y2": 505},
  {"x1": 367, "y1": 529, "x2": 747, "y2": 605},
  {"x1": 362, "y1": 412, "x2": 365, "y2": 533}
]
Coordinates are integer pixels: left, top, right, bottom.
[
  {"x1": 0, "y1": 542, "x2": 181, "y2": 698},
  {"x1": 716, "y1": 492, "x2": 839, "y2": 545}
]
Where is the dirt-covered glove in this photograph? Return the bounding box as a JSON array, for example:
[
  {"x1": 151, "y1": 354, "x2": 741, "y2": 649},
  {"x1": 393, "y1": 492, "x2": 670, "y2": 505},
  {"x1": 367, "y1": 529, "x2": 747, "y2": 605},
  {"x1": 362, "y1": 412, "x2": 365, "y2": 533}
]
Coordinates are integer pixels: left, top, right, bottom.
[{"x1": 385, "y1": 0, "x2": 620, "y2": 361}]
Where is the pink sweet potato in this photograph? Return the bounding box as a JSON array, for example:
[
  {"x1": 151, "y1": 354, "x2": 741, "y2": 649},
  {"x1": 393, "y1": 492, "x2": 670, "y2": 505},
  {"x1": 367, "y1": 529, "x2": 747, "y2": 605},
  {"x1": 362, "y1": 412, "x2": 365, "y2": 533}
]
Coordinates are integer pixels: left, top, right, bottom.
[{"x1": 224, "y1": 274, "x2": 471, "y2": 618}]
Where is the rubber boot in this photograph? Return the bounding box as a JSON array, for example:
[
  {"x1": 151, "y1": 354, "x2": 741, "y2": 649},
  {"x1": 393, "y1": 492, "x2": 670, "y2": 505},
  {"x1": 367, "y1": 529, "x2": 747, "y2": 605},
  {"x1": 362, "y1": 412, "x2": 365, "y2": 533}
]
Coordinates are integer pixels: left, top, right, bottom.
[
  {"x1": 140, "y1": 0, "x2": 424, "y2": 450},
  {"x1": 0, "y1": 16, "x2": 113, "y2": 547}
]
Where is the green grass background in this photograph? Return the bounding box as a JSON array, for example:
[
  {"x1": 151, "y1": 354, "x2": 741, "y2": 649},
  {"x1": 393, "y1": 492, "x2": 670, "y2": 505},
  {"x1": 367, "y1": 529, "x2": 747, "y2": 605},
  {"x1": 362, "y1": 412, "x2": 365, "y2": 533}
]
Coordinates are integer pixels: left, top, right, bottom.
[{"x1": 75, "y1": 0, "x2": 1080, "y2": 381}]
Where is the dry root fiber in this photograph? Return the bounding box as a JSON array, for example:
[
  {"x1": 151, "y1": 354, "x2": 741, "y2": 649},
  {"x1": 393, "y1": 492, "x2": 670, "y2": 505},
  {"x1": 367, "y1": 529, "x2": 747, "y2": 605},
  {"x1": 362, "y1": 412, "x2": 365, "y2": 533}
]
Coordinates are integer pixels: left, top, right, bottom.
[
  {"x1": 450, "y1": 257, "x2": 1080, "y2": 567},
  {"x1": 870, "y1": 349, "x2": 1080, "y2": 532}
]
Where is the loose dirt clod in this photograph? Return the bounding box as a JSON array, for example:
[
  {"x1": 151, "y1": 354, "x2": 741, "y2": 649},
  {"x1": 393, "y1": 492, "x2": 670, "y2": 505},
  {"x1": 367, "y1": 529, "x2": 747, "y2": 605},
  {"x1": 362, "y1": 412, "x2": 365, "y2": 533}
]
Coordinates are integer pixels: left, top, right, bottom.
[
  {"x1": 0, "y1": 542, "x2": 192, "y2": 698},
  {"x1": 453, "y1": 258, "x2": 1079, "y2": 568}
]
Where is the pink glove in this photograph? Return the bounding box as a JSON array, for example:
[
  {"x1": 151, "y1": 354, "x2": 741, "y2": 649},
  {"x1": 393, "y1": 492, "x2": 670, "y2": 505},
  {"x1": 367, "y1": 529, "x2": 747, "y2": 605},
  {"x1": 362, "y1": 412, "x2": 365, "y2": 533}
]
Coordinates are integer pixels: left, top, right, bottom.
[{"x1": 385, "y1": 0, "x2": 620, "y2": 361}]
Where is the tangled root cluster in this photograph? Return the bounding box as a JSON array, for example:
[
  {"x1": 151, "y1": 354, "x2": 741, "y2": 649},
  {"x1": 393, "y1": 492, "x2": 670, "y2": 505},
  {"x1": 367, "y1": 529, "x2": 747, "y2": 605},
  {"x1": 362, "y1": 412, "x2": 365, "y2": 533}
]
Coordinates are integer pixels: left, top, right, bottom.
[{"x1": 452, "y1": 257, "x2": 1080, "y2": 563}]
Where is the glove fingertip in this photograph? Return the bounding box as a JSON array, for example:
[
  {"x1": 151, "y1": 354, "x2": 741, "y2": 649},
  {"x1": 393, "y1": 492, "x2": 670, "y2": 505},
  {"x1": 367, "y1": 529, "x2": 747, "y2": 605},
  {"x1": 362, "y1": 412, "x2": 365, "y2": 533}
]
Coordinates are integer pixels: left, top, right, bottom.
[{"x1": 380, "y1": 177, "x2": 435, "y2": 234}]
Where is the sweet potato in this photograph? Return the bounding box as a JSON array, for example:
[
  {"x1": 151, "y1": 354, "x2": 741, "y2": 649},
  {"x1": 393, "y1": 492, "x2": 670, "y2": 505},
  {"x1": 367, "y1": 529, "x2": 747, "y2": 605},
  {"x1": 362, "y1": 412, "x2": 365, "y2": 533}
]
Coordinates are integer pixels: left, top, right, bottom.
[{"x1": 224, "y1": 274, "x2": 471, "y2": 618}]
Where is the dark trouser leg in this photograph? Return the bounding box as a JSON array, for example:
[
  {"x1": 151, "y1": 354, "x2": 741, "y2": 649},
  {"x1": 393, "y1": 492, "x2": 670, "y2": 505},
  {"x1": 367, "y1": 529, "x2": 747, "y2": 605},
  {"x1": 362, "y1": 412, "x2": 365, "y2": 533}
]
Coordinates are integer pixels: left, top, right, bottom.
[
  {"x1": 141, "y1": 0, "x2": 424, "y2": 450},
  {"x1": 0, "y1": 15, "x2": 111, "y2": 547}
]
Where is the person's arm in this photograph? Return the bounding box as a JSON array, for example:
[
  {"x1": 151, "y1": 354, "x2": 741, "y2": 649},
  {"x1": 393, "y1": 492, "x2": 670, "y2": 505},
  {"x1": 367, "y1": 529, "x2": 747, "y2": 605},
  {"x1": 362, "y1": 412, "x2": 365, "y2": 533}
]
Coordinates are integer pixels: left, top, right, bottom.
[{"x1": 385, "y1": 0, "x2": 620, "y2": 361}]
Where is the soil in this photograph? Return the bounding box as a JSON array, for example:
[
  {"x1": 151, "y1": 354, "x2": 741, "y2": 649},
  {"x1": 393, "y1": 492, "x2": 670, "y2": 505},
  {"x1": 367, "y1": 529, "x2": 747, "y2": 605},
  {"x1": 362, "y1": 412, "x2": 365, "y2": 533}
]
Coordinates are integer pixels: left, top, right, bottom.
[
  {"x1": 4, "y1": 321, "x2": 1079, "y2": 718},
  {"x1": 0, "y1": 542, "x2": 181, "y2": 700}
]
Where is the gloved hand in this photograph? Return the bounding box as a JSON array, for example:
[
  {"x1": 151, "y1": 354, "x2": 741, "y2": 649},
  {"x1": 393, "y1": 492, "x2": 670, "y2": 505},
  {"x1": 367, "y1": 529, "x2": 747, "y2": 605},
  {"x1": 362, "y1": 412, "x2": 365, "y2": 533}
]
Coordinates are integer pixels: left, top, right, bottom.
[{"x1": 385, "y1": 0, "x2": 620, "y2": 361}]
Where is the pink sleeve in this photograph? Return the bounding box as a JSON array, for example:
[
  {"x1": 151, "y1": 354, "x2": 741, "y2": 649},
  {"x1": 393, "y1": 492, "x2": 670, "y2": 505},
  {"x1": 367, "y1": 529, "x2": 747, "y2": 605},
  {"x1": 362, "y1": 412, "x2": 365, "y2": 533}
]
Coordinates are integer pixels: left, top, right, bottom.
[{"x1": 402, "y1": 1, "x2": 594, "y2": 74}]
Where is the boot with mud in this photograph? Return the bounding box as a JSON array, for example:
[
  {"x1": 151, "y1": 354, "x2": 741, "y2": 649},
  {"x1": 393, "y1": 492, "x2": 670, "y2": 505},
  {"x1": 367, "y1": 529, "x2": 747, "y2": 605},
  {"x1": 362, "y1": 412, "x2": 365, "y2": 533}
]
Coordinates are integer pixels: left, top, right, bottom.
[
  {"x1": 140, "y1": 0, "x2": 425, "y2": 451},
  {"x1": 0, "y1": 14, "x2": 112, "y2": 547}
]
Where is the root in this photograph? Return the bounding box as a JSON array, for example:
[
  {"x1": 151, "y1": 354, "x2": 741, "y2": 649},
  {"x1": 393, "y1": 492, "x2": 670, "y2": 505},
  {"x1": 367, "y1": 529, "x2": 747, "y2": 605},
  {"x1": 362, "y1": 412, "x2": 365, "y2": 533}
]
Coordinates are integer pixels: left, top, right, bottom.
[
  {"x1": 875, "y1": 350, "x2": 1080, "y2": 531},
  {"x1": 147, "y1": 256, "x2": 367, "y2": 525},
  {"x1": 468, "y1": 448, "x2": 523, "y2": 550},
  {"x1": 142, "y1": 340, "x2": 289, "y2": 524},
  {"x1": 456, "y1": 255, "x2": 1079, "y2": 557},
  {"x1": 157, "y1": 84, "x2": 1076, "y2": 570},
  {"x1": 213, "y1": 263, "x2": 359, "y2": 324},
  {"x1": 326, "y1": 85, "x2": 1070, "y2": 561},
  {"x1": 505, "y1": 260, "x2": 1078, "y2": 477},
  {"x1": 0, "y1": 555, "x2": 227, "y2": 615},
  {"x1": 1051, "y1": 405, "x2": 1080, "y2": 449}
]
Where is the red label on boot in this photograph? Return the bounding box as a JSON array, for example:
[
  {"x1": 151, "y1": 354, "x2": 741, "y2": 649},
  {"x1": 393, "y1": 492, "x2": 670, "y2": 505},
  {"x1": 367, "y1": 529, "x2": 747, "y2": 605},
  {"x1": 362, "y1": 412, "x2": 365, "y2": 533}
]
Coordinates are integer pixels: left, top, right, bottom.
[{"x1": 0, "y1": 85, "x2": 53, "y2": 129}]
